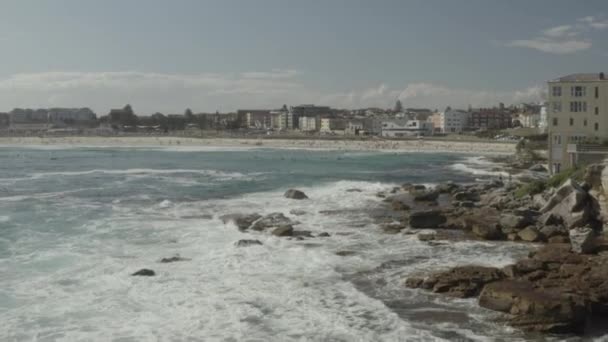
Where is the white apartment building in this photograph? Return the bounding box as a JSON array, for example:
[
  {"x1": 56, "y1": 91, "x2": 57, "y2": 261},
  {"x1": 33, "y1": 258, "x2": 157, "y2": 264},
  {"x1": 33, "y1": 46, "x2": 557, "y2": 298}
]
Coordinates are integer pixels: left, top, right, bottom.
[
  {"x1": 538, "y1": 105, "x2": 548, "y2": 133},
  {"x1": 48, "y1": 108, "x2": 97, "y2": 125},
  {"x1": 547, "y1": 73, "x2": 608, "y2": 173},
  {"x1": 440, "y1": 110, "x2": 470, "y2": 133},
  {"x1": 381, "y1": 120, "x2": 433, "y2": 137},
  {"x1": 298, "y1": 116, "x2": 318, "y2": 132},
  {"x1": 320, "y1": 118, "x2": 346, "y2": 134}
]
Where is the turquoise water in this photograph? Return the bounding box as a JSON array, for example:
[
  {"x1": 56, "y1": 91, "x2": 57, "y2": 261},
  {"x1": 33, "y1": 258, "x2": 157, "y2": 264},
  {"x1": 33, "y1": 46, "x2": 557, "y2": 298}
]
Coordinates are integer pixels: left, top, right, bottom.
[{"x1": 0, "y1": 147, "x2": 531, "y2": 341}]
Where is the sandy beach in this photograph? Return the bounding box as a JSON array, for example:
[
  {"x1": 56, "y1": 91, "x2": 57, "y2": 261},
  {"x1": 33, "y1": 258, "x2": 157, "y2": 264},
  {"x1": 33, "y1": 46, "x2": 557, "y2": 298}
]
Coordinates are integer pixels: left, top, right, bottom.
[{"x1": 0, "y1": 136, "x2": 516, "y2": 154}]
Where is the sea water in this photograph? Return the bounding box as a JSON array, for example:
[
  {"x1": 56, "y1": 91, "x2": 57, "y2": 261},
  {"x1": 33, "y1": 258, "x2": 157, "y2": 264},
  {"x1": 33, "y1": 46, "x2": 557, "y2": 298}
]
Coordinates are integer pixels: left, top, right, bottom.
[{"x1": 0, "y1": 147, "x2": 536, "y2": 341}]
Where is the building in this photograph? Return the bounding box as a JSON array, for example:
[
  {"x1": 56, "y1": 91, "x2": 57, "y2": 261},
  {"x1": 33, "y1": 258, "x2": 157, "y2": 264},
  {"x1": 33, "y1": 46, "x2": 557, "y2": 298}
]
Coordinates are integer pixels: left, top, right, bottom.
[
  {"x1": 290, "y1": 105, "x2": 331, "y2": 129},
  {"x1": 236, "y1": 110, "x2": 271, "y2": 129},
  {"x1": 345, "y1": 121, "x2": 364, "y2": 135},
  {"x1": 547, "y1": 73, "x2": 608, "y2": 173},
  {"x1": 381, "y1": 119, "x2": 433, "y2": 137},
  {"x1": 0, "y1": 113, "x2": 9, "y2": 128},
  {"x1": 539, "y1": 104, "x2": 548, "y2": 133},
  {"x1": 469, "y1": 108, "x2": 512, "y2": 130},
  {"x1": 48, "y1": 108, "x2": 97, "y2": 126},
  {"x1": 9, "y1": 109, "x2": 49, "y2": 124},
  {"x1": 440, "y1": 110, "x2": 470, "y2": 133},
  {"x1": 428, "y1": 113, "x2": 442, "y2": 133},
  {"x1": 320, "y1": 118, "x2": 346, "y2": 135},
  {"x1": 298, "y1": 116, "x2": 319, "y2": 132}
]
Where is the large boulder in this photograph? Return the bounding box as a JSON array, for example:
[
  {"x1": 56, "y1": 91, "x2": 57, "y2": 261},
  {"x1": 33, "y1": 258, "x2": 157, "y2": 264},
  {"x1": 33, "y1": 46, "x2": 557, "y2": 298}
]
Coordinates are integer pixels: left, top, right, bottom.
[
  {"x1": 250, "y1": 213, "x2": 296, "y2": 231},
  {"x1": 408, "y1": 210, "x2": 447, "y2": 228},
  {"x1": 479, "y1": 280, "x2": 587, "y2": 334},
  {"x1": 453, "y1": 191, "x2": 480, "y2": 202},
  {"x1": 518, "y1": 227, "x2": 542, "y2": 242},
  {"x1": 499, "y1": 214, "x2": 532, "y2": 231},
  {"x1": 220, "y1": 213, "x2": 262, "y2": 231},
  {"x1": 412, "y1": 190, "x2": 439, "y2": 202},
  {"x1": 569, "y1": 226, "x2": 595, "y2": 254},
  {"x1": 271, "y1": 226, "x2": 294, "y2": 237},
  {"x1": 472, "y1": 224, "x2": 503, "y2": 240},
  {"x1": 132, "y1": 269, "x2": 155, "y2": 276},
  {"x1": 284, "y1": 189, "x2": 308, "y2": 200},
  {"x1": 416, "y1": 266, "x2": 505, "y2": 298},
  {"x1": 540, "y1": 179, "x2": 592, "y2": 229}
]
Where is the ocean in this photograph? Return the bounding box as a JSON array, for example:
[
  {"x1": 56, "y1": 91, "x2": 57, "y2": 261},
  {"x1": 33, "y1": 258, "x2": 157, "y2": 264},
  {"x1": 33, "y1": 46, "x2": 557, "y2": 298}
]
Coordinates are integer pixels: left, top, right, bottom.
[{"x1": 0, "y1": 146, "x2": 534, "y2": 341}]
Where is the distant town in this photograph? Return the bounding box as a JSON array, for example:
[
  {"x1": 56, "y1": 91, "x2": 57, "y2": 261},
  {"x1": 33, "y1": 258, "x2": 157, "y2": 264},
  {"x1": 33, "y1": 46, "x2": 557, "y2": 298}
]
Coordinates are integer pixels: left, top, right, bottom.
[{"x1": 0, "y1": 101, "x2": 546, "y2": 139}]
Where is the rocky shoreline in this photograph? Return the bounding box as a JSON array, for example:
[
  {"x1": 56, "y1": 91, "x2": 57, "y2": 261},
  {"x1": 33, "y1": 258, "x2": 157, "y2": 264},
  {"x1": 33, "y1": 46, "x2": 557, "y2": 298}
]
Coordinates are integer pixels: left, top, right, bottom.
[{"x1": 394, "y1": 163, "x2": 608, "y2": 336}]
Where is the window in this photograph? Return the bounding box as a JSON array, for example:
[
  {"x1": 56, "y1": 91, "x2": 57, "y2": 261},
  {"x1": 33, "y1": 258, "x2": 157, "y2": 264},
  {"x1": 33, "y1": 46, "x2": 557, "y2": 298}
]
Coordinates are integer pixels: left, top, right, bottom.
[
  {"x1": 570, "y1": 118, "x2": 574, "y2": 126},
  {"x1": 553, "y1": 118, "x2": 558, "y2": 126},
  {"x1": 553, "y1": 134, "x2": 562, "y2": 145},
  {"x1": 584, "y1": 119, "x2": 588, "y2": 127},
  {"x1": 596, "y1": 107, "x2": 600, "y2": 115},
  {"x1": 570, "y1": 101, "x2": 587, "y2": 113},
  {"x1": 571, "y1": 86, "x2": 586, "y2": 97},
  {"x1": 596, "y1": 87, "x2": 599, "y2": 99},
  {"x1": 552, "y1": 86, "x2": 562, "y2": 97},
  {"x1": 595, "y1": 123, "x2": 599, "y2": 131},
  {"x1": 552, "y1": 102, "x2": 562, "y2": 112}
]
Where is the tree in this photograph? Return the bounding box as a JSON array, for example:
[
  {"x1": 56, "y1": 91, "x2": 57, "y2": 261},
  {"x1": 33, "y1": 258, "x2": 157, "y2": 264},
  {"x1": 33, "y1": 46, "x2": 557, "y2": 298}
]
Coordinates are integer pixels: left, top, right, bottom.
[
  {"x1": 184, "y1": 108, "x2": 194, "y2": 119},
  {"x1": 394, "y1": 100, "x2": 403, "y2": 113}
]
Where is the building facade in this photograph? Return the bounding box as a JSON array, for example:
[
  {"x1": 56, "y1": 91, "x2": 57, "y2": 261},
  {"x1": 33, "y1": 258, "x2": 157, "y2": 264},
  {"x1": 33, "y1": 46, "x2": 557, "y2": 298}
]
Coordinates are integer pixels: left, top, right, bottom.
[
  {"x1": 547, "y1": 73, "x2": 608, "y2": 173},
  {"x1": 48, "y1": 108, "x2": 97, "y2": 126},
  {"x1": 381, "y1": 120, "x2": 433, "y2": 137},
  {"x1": 320, "y1": 118, "x2": 346, "y2": 134},
  {"x1": 298, "y1": 116, "x2": 318, "y2": 132},
  {"x1": 440, "y1": 110, "x2": 470, "y2": 133},
  {"x1": 469, "y1": 109, "x2": 512, "y2": 130}
]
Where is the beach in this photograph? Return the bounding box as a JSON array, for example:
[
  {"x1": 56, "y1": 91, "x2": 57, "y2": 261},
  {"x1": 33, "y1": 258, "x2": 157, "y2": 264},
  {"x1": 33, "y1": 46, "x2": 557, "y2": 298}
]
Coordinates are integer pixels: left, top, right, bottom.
[{"x1": 0, "y1": 136, "x2": 516, "y2": 154}]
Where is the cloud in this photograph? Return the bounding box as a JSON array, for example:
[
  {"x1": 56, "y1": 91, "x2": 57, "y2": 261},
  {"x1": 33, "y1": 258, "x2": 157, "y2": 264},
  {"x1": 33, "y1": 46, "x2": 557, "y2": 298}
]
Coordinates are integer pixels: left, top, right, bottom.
[
  {"x1": 504, "y1": 15, "x2": 608, "y2": 54},
  {"x1": 0, "y1": 71, "x2": 543, "y2": 114},
  {"x1": 506, "y1": 39, "x2": 591, "y2": 54}
]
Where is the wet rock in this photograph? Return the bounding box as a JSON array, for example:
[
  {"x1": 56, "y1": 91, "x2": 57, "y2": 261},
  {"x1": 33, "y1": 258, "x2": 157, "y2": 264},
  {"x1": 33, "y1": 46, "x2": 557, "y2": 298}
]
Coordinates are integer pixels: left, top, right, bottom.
[
  {"x1": 529, "y1": 164, "x2": 547, "y2": 172},
  {"x1": 419, "y1": 266, "x2": 505, "y2": 298},
  {"x1": 412, "y1": 190, "x2": 439, "y2": 202},
  {"x1": 518, "y1": 227, "x2": 542, "y2": 242},
  {"x1": 235, "y1": 239, "x2": 263, "y2": 247},
  {"x1": 409, "y1": 210, "x2": 447, "y2": 228},
  {"x1": 346, "y1": 188, "x2": 363, "y2": 193},
  {"x1": 335, "y1": 250, "x2": 356, "y2": 257},
  {"x1": 317, "y1": 232, "x2": 331, "y2": 237},
  {"x1": 271, "y1": 226, "x2": 294, "y2": 237},
  {"x1": 435, "y1": 182, "x2": 460, "y2": 194},
  {"x1": 569, "y1": 226, "x2": 595, "y2": 254},
  {"x1": 472, "y1": 224, "x2": 503, "y2": 240},
  {"x1": 391, "y1": 199, "x2": 411, "y2": 211},
  {"x1": 381, "y1": 223, "x2": 406, "y2": 234},
  {"x1": 131, "y1": 269, "x2": 155, "y2": 276},
  {"x1": 417, "y1": 232, "x2": 436, "y2": 242},
  {"x1": 453, "y1": 191, "x2": 480, "y2": 202},
  {"x1": 289, "y1": 209, "x2": 307, "y2": 216},
  {"x1": 251, "y1": 213, "x2": 296, "y2": 231},
  {"x1": 405, "y1": 277, "x2": 424, "y2": 288},
  {"x1": 284, "y1": 189, "x2": 308, "y2": 200},
  {"x1": 159, "y1": 255, "x2": 190, "y2": 263},
  {"x1": 453, "y1": 201, "x2": 475, "y2": 208},
  {"x1": 220, "y1": 213, "x2": 262, "y2": 231},
  {"x1": 292, "y1": 230, "x2": 314, "y2": 238}
]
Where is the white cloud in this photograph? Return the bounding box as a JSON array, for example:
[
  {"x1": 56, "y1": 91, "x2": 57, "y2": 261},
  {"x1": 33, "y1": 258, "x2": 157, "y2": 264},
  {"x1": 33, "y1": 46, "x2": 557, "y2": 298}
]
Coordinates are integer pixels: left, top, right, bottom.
[
  {"x1": 504, "y1": 15, "x2": 608, "y2": 54},
  {"x1": 506, "y1": 39, "x2": 591, "y2": 54},
  {"x1": 0, "y1": 71, "x2": 543, "y2": 114}
]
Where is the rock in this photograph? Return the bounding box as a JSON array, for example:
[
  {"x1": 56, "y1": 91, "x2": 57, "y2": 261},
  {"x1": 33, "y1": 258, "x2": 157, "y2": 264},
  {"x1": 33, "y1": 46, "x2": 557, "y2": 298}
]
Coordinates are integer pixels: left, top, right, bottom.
[
  {"x1": 220, "y1": 213, "x2": 262, "y2": 231},
  {"x1": 569, "y1": 226, "x2": 595, "y2": 254},
  {"x1": 453, "y1": 191, "x2": 480, "y2": 202},
  {"x1": 423, "y1": 266, "x2": 505, "y2": 298},
  {"x1": 317, "y1": 232, "x2": 331, "y2": 237},
  {"x1": 405, "y1": 277, "x2": 425, "y2": 288},
  {"x1": 417, "y1": 232, "x2": 436, "y2": 241},
  {"x1": 335, "y1": 250, "x2": 356, "y2": 256},
  {"x1": 500, "y1": 214, "x2": 532, "y2": 230},
  {"x1": 548, "y1": 236, "x2": 570, "y2": 244},
  {"x1": 271, "y1": 226, "x2": 294, "y2": 237},
  {"x1": 235, "y1": 239, "x2": 263, "y2": 247},
  {"x1": 159, "y1": 255, "x2": 190, "y2": 263},
  {"x1": 435, "y1": 182, "x2": 460, "y2": 194},
  {"x1": 540, "y1": 179, "x2": 592, "y2": 229},
  {"x1": 539, "y1": 225, "x2": 567, "y2": 239},
  {"x1": 453, "y1": 201, "x2": 475, "y2": 208},
  {"x1": 518, "y1": 227, "x2": 542, "y2": 242},
  {"x1": 381, "y1": 223, "x2": 406, "y2": 234},
  {"x1": 284, "y1": 189, "x2": 308, "y2": 200},
  {"x1": 346, "y1": 188, "x2": 363, "y2": 193},
  {"x1": 412, "y1": 190, "x2": 439, "y2": 202},
  {"x1": 472, "y1": 224, "x2": 503, "y2": 240},
  {"x1": 391, "y1": 199, "x2": 410, "y2": 211},
  {"x1": 289, "y1": 209, "x2": 307, "y2": 216},
  {"x1": 251, "y1": 213, "x2": 295, "y2": 231},
  {"x1": 131, "y1": 269, "x2": 155, "y2": 276},
  {"x1": 529, "y1": 164, "x2": 547, "y2": 172},
  {"x1": 479, "y1": 280, "x2": 587, "y2": 334},
  {"x1": 409, "y1": 210, "x2": 447, "y2": 228},
  {"x1": 292, "y1": 230, "x2": 314, "y2": 238}
]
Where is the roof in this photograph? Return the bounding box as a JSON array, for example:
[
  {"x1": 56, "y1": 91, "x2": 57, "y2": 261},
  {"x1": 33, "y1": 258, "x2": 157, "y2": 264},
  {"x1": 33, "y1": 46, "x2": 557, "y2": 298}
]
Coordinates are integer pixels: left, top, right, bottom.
[{"x1": 550, "y1": 73, "x2": 607, "y2": 82}]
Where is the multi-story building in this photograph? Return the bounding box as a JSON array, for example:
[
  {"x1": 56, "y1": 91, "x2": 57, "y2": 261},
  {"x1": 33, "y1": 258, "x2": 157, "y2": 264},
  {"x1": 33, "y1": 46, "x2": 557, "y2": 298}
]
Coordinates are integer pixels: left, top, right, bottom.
[
  {"x1": 290, "y1": 105, "x2": 331, "y2": 129},
  {"x1": 345, "y1": 121, "x2": 364, "y2": 135},
  {"x1": 320, "y1": 118, "x2": 346, "y2": 135},
  {"x1": 0, "y1": 113, "x2": 9, "y2": 128},
  {"x1": 298, "y1": 116, "x2": 319, "y2": 132},
  {"x1": 48, "y1": 108, "x2": 97, "y2": 126},
  {"x1": 469, "y1": 108, "x2": 512, "y2": 130},
  {"x1": 547, "y1": 73, "x2": 608, "y2": 173},
  {"x1": 236, "y1": 110, "x2": 271, "y2": 129},
  {"x1": 539, "y1": 104, "x2": 548, "y2": 133},
  {"x1": 440, "y1": 110, "x2": 470, "y2": 133},
  {"x1": 381, "y1": 119, "x2": 433, "y2": 137}
]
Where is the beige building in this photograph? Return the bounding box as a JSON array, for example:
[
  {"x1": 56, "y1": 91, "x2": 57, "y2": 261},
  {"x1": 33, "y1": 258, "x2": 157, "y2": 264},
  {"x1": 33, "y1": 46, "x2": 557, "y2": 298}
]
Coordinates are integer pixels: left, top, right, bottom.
[{"x1": 547, "y1": 73, "x2": 608, "y2": 173}]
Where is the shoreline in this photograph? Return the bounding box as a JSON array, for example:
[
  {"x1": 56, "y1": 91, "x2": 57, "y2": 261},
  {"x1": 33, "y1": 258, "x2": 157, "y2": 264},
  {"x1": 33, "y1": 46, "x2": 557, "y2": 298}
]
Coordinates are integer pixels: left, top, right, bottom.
[{"x1": 0, "y1": 136, "x2": 516, "y2": 154}]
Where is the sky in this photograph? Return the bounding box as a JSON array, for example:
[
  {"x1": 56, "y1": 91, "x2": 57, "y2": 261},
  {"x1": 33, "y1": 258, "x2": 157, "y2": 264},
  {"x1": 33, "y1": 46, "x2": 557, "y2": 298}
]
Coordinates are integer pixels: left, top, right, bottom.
[{"x1": 1, "y1": 0, "x2": 608, "y2": 115}]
